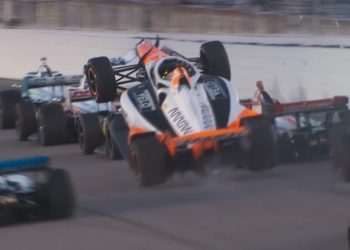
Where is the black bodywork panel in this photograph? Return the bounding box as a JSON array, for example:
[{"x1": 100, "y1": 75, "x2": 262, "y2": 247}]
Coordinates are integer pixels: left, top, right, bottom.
[
  {"x1": 201, "y1": 75, "x2": 231, "y2": 128},
  {"x1": 277, "y1": 107, "x2": 348, "y2": 162},
  {"x1": 127, "y1": 81, "x2": 172, "y2": 132}
]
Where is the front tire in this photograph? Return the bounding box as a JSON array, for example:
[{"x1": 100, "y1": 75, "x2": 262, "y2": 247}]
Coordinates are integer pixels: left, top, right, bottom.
[
  {"x1": 129, "y1": 135, "x2": 168, "y2": 187},
  {"x1": 87, "y1": 57, "x2": 116, "y2": 103},
  {"x1": 200, "y1": 41, "x2": 231, "y2": 81}
]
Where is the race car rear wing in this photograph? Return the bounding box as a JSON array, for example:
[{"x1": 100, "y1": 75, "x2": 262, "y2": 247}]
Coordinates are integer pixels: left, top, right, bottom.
[
  {"x1": 0, "y1": 156, "x2": 50, "y2": 174},
  {"x1": 240, "y1": 96, "x2": 348, "y2": 116},
  {"x1": 275, "y1": 96, "x2": 348, "y2": 116},
  {"x1": 21, "y1": 75, "x2": 83, "y2": 90}
]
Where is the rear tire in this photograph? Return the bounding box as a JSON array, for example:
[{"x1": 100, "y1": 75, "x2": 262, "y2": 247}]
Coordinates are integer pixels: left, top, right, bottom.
[
  {"x1": 243, "y1": 117, "x2": 278, "y2": 171},
  {"x1": 78, "y1": 113, "x2": 104, "y2": 154},
  {"x1": 0, "y1": 89, "x2": 21, "y2": 129},
  {"x1": 37, "y1": 103, "x2": 66, "y2": 146},
  {"x1": 347, "y1": 224, "x2": 350, "y2": 250},
  {"x1": 40, "y1": 169, "x2": 75, "y2": 219},
  {"x1": 15, "y1": 100, "x2": 37, "y2": 141},
  {"x1": 200, "y1": 41, "x2": 231, "y2": 80},
  {"x1": 129, "y1": 135, "x2": 168, "y2": 187},
  {"x1": 87, "y1": 57, "x2": 116, "y2": 103},
  {"x1": 329, "y1": 118, "x2": 350, "y2": 181},
  {"x1": 105, "y1": 115, "x2": 123, "y2": 160}
]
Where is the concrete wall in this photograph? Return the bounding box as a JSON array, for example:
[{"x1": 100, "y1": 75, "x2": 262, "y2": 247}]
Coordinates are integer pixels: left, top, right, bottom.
[{"x1": 1, "y1": 0, "x2": 350, "y2": 34}]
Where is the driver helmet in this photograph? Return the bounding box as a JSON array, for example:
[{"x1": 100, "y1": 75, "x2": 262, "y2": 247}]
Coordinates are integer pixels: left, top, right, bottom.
[{"x1": 155, "y1": 57, "x2": 198, "y2": 88}]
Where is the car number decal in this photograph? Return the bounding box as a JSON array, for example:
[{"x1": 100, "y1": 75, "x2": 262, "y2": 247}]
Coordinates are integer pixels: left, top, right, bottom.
[
  {"x1": 204, "y1": 80, "x2": 227, "y2": 100},
  {"x1": 133, "y1": 89, "x2": 156, "y2": 112}
]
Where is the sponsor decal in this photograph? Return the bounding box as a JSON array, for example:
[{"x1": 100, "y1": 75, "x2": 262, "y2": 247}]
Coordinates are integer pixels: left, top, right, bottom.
[
  {"x1": 204, "y1": 80, "x2": 227, "y2": 100},
  {"x1": 200, "y1": 103, "x2": 215, "y2": 129},
  {"x1": 133, "y1": 90, "x2": 156, "y2": 112},
  {"x1": 70, "y1": 89, "x2": 92, "y2": 100},
  {"x1": 168, "y1": 108, "x2": 193, "y2": 135}
]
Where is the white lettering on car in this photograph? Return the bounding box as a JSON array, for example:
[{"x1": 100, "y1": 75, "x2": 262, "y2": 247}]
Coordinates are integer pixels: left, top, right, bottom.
[
  {"x1": 135, "y1": 90, "x2": 155, "y2": 112},
  {"x1": 168, "y1": 108, "x2": 193, "y2": 135},
  {"x1": 200, "y1": 103, "x2": 215, "y2": 129},
  {"x1": 205, "y1": 81, "x2": 226, "y2": 100}
]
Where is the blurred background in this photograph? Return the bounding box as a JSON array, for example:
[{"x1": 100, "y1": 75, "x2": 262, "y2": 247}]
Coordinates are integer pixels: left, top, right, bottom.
[{"x1": 1, "y1": 0, "x2": 350, "y2": 34}]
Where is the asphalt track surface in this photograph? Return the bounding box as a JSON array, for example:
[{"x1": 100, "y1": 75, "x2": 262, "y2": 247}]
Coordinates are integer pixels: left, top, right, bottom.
[{"x1": 0, "y1": 80, "x2": 349, "y2": 250}]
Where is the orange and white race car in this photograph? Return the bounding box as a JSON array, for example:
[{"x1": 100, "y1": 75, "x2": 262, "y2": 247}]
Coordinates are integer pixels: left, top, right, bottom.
[{"x1": 85, "y1": 38, "x2": 278, "y2": 187}]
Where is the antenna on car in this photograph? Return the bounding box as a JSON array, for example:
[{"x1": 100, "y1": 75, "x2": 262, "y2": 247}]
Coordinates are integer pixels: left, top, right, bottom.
[
  {"x1": 40, "y1": 57, "x2": 47, "y2": 64},
  {"x1": 155, "y1": 35, "x2": 160, "y2": 48}
]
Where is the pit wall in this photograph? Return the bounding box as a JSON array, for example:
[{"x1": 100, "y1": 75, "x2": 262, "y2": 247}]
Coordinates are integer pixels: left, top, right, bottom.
[{"x1": 1, "y1": 0, "x2": 350, "y2": 34}]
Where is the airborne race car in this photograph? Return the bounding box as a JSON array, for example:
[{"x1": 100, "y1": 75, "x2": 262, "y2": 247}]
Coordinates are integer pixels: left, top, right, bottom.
[
  {"x1": 84, "y1": 38, "x2": 278, "y2": 187},
  {"x1": 0, "y1": 156, "x2": 74, "y2": 222}
]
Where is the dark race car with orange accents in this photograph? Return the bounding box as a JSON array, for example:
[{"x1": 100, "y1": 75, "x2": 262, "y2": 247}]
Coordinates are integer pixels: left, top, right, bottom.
[
  {"x1": 85, "y1": 38, "x2": 278, "y2": 187},
  {"x1": 242, "y1": 96, "x2": 349, "y2": 163}
]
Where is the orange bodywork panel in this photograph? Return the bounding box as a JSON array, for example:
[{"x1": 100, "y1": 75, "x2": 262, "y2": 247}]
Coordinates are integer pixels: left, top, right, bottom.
[
  {"x1": 165, "y1": 126, "x2": 247, "y2": 159},
  {"x1": 227, "y1": 108, "x2": 259, "y2": 129},
  {"x1": 136, "y1": 43, "x2": 168, "y2": 65},
  {"x1": 170, "y1": 67, "x2": 192, "y2": 88},
  {"x1": 128, "y1": 108, "x2": 259, "y2": 159}
]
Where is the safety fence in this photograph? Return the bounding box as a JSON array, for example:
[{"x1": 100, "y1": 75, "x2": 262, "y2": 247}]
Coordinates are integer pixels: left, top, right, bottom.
[{"x1": 1, "y1": 0, "x2": 350, "y2": 34}]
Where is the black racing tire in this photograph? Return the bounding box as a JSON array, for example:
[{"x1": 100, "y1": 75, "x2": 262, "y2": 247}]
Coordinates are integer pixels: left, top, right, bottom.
[
  {"x1": 87, "y1": 57, "x2": 116, "y2": 103},
  {"x1": 109, "y1": 113, "x2": 130, "y2": 160},
  {"x1": 329, "y1": 123, "x2": 345, "y2": 167},
  {"x1": 243, "y1": 116, "x2": 278, "y2": 171},
  {"x1": 40, "y1": 169, "x2": 75, "y2": 219},
  {"x1": 347, "y1": 224, "x2": 350, "y2": 250},
  {"x1": 15, "y1": 100, "x2": 37, "y2": 141},
  {"x1": 200, "y1": 41, "x2": 231, "y2": 81},
  {"x1": 78, "y1": 113, "x2": 104, "y2": 154},
  {"x1": 129, "y1": 135, "x2": 168, "y2": 187},
  {"x1": 105, "y1": 115, "x2": 123, "y2": 160},
  {"x1": 37, "y1": 103, "x2": 66, "y2": 146},
  {"x1": 338, "y1": 141, "x2": 350, "y2": 181},
  {"x1": 329, "y1": 111, "x2": 350, "y2": 181},
  {"x1": 0, "y1": 89, "x2": 21, "y2": 129}
]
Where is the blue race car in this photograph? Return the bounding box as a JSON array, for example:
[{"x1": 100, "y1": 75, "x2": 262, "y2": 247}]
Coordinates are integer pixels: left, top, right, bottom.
[
  {"x1": 0, "y1": 57, "x2": 61, "y2": 129},
  {"x1": 0, "y1": 156, "x2": 74, "y2": 222},
  {"x1": 1, "y1": 58, "x2": 109, "y2": 146}
]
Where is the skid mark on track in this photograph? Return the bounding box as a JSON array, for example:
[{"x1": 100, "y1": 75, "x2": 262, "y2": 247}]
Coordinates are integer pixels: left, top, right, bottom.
[{"x1": 78, "y1": 205, "x2": 214, "y2": 250}]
